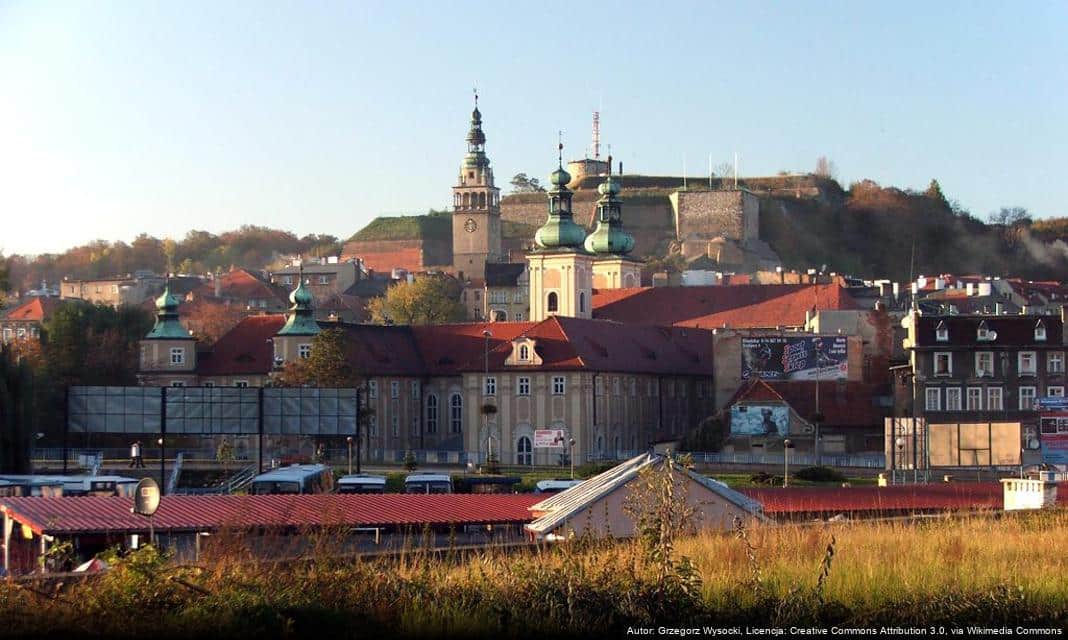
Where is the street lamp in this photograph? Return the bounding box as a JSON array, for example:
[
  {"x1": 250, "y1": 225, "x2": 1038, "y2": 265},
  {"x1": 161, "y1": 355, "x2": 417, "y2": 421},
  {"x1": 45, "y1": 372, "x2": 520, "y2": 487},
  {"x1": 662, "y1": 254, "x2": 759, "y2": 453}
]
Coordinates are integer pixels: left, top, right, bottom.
[
  {"x1": 783, "y1": 439, "x2": 792, "y2": 487},
  {"x1": 894, "y1": 437, "x2": 905, "y2": 485},
  {"x1": 569, "y1": 438, "x2": 576, "y2": 480},
  {"x1": 157, "y1": 437, "x2": 165, "y2": 495},
  {"x1": 346, "y1": 436, "x2": 353, "y2": 475}
]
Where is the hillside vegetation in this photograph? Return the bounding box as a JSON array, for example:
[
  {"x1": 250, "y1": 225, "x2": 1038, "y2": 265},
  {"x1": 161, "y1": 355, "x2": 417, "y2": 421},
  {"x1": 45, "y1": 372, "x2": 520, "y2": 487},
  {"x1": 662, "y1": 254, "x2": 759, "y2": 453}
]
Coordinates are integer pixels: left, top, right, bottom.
[{"x1": 761, "y1": 179, "x2": 1068, "y2": 281}]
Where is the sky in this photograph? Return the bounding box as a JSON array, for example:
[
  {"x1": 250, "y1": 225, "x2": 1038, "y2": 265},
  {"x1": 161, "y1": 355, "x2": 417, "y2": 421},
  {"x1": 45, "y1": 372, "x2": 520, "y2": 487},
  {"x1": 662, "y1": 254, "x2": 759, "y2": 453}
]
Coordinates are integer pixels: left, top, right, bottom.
[{"x1": 1, "y1": 1, "x2": 1066, "y2": 256}]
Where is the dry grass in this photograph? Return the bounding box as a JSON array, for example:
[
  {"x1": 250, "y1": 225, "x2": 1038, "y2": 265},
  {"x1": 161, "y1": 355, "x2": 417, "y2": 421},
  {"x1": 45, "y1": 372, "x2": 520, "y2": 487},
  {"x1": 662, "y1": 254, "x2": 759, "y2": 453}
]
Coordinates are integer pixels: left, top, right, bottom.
[{"x1": 2, "y1": 511, "x2": 1066, "y2": 638}]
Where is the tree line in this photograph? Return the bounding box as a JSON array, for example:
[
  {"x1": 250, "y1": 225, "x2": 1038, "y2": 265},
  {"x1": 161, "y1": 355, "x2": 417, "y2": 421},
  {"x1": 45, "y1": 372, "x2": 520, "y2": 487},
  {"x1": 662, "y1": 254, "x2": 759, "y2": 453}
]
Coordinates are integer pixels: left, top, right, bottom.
[{"x1": 2, "y1": 226, "x2": 343, "y2": 293}]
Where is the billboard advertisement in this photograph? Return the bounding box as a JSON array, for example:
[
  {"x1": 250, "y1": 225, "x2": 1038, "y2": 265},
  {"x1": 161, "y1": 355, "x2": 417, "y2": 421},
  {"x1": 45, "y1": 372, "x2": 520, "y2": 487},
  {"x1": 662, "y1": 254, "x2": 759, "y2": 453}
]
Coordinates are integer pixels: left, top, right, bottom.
[
  {"x1": 1038, "y1": 414, "x2": 1068, "y2": 465},
  {"x1": 534, "y1": 429, "x2": 567, "y2": 449},
  {"x1": 741, "y1": 336, "x2": 848, "y2": 381},
  {"x1": 730, "y1": 405, "x2": 789, "y2": 437}
]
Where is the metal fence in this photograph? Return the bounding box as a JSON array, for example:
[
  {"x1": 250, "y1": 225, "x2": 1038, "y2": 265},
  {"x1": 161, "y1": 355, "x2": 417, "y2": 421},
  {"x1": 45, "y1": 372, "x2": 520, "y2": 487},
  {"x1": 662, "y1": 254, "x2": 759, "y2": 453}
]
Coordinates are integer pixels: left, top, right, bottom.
[{"x1": 582, "y1": 450, "x2": 887, "y2": 469}]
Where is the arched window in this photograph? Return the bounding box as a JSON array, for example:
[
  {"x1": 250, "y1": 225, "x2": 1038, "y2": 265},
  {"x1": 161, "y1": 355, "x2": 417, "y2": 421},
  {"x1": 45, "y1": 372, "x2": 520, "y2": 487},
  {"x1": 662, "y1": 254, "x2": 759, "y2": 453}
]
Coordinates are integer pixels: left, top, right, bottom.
[
  {"x1": 596, "y1": 435, "x2": 604, "y2": 455},
  {"x1": 579, "y1": 292, "x2": 586, "y2": 313},
  {"x1": 425, "y1": 395, "x2": 438, "y2": 434},
  {"x1": 450, "y1": 393, "x2": 463, "y2": 434},
  {"x1": 613, "y1": 435, "x2": 620, "y2": 458},
  {"x1": 519, "y1": 345, "x2": 529, "y2": 361},
  {"x1": 547, "y1": 291, "x2": 558, "y2": 313},
  {"x1": 478, "y1": 192, "x2": 486, "y2": 207},
  {"x1": 463, "y1": 193, "x2": 470, "y2": 208},
  {"x1": 517, "y1": 436, "x2": 532, "y2": 465}
]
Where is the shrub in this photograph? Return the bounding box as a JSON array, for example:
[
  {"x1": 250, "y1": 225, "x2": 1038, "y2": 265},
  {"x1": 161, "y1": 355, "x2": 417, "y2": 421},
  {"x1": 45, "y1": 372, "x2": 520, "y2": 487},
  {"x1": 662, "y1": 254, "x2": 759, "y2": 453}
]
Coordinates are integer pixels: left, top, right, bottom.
[{"x1": 794, "y1": 466, "x2": 846, "y2": 483}]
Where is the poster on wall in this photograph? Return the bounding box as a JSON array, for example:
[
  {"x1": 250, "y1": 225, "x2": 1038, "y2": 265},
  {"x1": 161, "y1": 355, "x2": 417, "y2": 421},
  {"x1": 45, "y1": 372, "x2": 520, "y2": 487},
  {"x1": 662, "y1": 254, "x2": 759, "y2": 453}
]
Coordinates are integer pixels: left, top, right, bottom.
[
  {"x1": 730, "y1": 405, "x2": 789, "y2": 437},
  {"x1": 741, "y1": 336, "x2": 848, "y2": 381},
  {"x1": 534, "y1": 429, "x2": 567, "y2": 449}
]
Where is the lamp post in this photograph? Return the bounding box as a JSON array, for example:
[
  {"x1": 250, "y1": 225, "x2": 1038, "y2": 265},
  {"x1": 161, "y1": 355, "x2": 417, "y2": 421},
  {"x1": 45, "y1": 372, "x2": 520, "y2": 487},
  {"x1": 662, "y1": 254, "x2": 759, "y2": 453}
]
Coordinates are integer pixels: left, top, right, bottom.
[
  {"x1": 346, "y1": 436, "x2": 353, "y2": 475},
  {"x1": 157, "y1": 437, "x2": 165, "y2": 495},
  {"x1": 783, "y1": 439, "x2": 792, "y2": 487},
  {"x1": 895, "y1": 437, "x2": 905, "y2": 485},
  {"x1": 569, "y1": 438, "x2": 576, "y2": 480}
]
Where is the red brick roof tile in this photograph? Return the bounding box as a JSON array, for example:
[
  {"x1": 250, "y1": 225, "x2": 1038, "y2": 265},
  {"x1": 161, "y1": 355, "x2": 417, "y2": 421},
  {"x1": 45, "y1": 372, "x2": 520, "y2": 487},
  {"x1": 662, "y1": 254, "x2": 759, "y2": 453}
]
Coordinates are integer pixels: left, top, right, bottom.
[
  {"x1": 197, "y1": 314, "x2": 286, "y2": 376},
  {"x1": 2, "y1": 297, "x2": 65, "y2": 322}
]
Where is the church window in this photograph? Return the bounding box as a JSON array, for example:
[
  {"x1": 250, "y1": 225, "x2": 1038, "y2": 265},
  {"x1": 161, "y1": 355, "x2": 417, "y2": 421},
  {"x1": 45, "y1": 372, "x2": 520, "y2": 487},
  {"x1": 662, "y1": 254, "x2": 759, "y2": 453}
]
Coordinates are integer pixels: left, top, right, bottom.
[
  {"x1": 579, "y1": 292, "x2": 586, "y2": 313},
  {"x1": 547, "y1": 292, "x2": 558, "y2": 313}
]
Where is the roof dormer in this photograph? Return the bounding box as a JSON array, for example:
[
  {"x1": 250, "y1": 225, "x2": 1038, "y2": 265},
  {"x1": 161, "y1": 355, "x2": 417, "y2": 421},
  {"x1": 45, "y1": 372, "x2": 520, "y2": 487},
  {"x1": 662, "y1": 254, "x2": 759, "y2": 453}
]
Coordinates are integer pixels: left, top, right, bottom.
[
  {"x1": 1035, "y1": 319, "x2": 1047, "y2": 342},
  {"x1": 976, "y1": 320, "x2": 996, "y2": 342},
  {"x1": 505, "y1": 336, "x2": 542, "y2": 367},
  {"x1": 935, "y1": 320, "x2": 948, "y2": 343}
]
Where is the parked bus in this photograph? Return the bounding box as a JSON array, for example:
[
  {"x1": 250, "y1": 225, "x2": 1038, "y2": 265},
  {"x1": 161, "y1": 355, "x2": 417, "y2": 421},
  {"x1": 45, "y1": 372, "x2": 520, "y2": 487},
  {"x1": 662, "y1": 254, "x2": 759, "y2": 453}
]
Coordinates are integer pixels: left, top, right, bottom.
[
  {"x1": 403, "y1": 473, "x2": 453, "y2": 494},
  {"x1": 336, "y1": 474, "x2": 387, "y2": 494},
  {"x1": 534, "y1": 479, "x2": 583, "y2": 494},
  {"x1": 0, "y1": 475, "x2": 133, "y2": 497},
  {"x1": 250, "y1": 464, "x2": 335, "y2": 495}
]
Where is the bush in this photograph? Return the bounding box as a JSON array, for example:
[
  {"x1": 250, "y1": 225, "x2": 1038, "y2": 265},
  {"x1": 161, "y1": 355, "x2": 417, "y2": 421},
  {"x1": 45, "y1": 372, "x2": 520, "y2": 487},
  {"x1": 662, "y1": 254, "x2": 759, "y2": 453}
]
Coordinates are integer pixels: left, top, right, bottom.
[{"x1": 794, "y1": 466, "x2": 846, "y2": 483}]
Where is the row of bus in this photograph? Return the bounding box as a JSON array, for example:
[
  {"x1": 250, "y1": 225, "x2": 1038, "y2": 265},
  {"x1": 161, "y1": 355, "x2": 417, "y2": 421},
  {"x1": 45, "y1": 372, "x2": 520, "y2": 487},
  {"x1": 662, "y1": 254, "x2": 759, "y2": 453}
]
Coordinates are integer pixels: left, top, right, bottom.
[{"x1": 249, "y1": 465, "x2": 581, "y2": 495}]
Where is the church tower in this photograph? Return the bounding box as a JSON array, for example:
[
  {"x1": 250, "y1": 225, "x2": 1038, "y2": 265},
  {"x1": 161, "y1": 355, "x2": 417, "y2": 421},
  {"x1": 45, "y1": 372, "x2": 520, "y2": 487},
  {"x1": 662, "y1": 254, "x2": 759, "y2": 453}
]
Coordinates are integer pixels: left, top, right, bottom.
[
  {"x1": 527, "y1": 143, "x2": 594, "y2": 321},
  {"x1": 452, "y1": 93, "x2": 502, "y2": 280},
  {"x1": 584, "y1": 165, "x2": 642, "y2": 289}
]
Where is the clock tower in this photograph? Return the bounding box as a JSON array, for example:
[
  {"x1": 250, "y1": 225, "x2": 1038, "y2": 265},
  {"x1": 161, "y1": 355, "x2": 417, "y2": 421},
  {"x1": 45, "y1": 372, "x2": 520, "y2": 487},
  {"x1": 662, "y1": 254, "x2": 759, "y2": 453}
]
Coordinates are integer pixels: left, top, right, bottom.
[{"x1": 452, "y1": 93, "x2": 501, "y2": 280}]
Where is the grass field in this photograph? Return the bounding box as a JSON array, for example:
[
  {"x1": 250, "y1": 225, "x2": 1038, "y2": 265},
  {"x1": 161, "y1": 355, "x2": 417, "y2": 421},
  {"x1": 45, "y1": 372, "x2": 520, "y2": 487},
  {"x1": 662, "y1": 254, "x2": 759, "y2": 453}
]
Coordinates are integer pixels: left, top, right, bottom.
[{"x1": 3, "y1": 510, "x2": 1065, "y2": 638}]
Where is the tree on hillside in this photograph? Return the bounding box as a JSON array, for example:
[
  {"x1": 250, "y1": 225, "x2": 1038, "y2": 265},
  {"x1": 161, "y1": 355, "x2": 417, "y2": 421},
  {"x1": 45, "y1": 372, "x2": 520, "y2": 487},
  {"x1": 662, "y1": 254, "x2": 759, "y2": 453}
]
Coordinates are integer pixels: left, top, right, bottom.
[
  {"x1": 924, "y1": 179, "x2": 949, "y2": 208},
  {"x1": 814, "y1": 156, "x2": 838, "y2": 179},
  {"x1": 367, "y1": 276, "x2": 465, "y2": 325},
  {"x1": 987, "y1": 207, "x2": 1033, "y2": 227},
  {"x1": 510, "y1": 173, "x2": 545, "y2": 193}
]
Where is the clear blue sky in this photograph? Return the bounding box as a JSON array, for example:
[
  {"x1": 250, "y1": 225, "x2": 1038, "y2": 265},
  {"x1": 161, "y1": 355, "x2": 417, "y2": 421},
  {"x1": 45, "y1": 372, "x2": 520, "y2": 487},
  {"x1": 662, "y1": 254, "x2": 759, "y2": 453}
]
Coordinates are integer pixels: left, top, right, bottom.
[{"x1": 2, "y1": 1, "x2": 1065, "y2": 256}]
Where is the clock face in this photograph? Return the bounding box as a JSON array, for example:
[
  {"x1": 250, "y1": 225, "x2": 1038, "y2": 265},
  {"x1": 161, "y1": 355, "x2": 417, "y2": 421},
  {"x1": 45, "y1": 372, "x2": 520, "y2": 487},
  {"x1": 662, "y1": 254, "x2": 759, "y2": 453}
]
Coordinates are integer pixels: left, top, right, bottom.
[{"x1": 464, "y1": 218, "x2": 478, "y2": 233}]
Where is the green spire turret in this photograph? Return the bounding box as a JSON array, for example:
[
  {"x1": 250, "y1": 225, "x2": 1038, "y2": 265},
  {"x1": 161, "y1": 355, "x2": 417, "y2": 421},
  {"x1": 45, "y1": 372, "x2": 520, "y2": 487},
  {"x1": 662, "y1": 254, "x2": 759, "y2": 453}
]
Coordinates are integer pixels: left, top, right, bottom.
[
  {"x1": 277, "y1": 264, "x2": 321, "y2": 336},
  {"x1": 533, "y1": 139, "x2": 589, "y2": 251},
  {"x1": 145, "y1": 281, "x2": 192, "y2": 340},
  {"x1": 463, "y1": 91, "x2": 490, "y2": 169},
  {"x1": 583, "y1": 169, "x2": 634, "y2": 256}
]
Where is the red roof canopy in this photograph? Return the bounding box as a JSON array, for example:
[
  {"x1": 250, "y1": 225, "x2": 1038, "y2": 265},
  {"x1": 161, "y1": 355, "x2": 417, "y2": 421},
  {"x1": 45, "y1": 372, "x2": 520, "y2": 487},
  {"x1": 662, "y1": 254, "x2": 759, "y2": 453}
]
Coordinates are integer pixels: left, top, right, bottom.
[{"x1": 1, "y1": 494, "x2": 543, "y2": 536}]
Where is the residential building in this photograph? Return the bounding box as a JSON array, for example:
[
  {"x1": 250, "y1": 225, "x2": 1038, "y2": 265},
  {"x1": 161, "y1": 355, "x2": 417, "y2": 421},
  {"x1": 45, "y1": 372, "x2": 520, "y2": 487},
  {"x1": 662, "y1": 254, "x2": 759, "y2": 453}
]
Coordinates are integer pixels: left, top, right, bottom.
[
  {"x1": 0, "y1": 297, "x2": 69, "y2": 345},
  {"x1": 190, "y1": 268, "x2": 289, "y2": 312},
  {"x1": 484, "y1": 263, "x2": 528, "y2": 322},
  {"x1": 60, "y1": 273, "x2": 166, "y2": 307},
  {"x1": 269, "y1": 257, "x2": 364, "y2": 300}
]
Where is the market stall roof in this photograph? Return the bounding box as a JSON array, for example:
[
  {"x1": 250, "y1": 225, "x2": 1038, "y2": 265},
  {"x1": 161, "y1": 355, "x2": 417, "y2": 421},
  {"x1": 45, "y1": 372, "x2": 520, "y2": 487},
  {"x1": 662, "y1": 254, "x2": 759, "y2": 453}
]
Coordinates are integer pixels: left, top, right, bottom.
[{"x1": 0, "y1": 494, "x2": 543, "y2": 536}]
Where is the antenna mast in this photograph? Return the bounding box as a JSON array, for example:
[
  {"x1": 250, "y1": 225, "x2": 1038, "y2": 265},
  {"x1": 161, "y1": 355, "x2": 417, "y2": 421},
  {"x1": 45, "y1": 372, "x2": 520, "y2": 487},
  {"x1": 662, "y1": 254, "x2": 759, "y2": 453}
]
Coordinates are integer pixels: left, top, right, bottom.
[{"x1": 592, "y1": 111, "x2": 601, "y2": 160}]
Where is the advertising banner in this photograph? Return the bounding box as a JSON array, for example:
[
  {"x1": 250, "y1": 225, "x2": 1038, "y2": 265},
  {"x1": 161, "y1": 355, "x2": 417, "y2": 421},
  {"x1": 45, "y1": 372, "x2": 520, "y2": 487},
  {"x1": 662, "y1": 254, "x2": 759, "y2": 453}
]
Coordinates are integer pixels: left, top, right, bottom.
[
  {"x1": 534, "y1": 429, "x2": 567, "y2": 449},
  {"x1": 1038, "y1": 413, "x2": 1068, "y2": 465},
  {"x1": 730, "y1": 405, "x2": 789, "y2": 437},
  {"x1": 741, "y1": 336, "x2": 848, "y2": 381}
]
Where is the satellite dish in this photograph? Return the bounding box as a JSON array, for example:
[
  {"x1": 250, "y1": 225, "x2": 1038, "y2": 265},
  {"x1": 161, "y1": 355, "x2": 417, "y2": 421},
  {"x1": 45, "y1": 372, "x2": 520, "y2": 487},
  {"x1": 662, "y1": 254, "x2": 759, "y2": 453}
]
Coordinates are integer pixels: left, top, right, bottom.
[{"x1": 133, "y1": 478, "x2": 161, "y2": 517}]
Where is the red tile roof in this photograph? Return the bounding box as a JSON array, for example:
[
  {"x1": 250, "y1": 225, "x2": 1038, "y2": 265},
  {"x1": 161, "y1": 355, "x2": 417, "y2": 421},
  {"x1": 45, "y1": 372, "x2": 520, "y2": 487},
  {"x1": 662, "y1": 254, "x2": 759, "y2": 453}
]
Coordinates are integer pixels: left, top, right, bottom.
[
  {"x1": 193, "y1": 269, "x2": 288, "y2": 305},
  {"x1": 197, "y1": 314, "x2": 286, "y2": 376},
  {"x1": 0, "y1": 494, "x2": 544, "y2": 536},
  {"x1": 739, "y1": 482, "x2": 1068, "y2": 515},
  {"x1": 410, "y1": 317, "x2": 715, "y2": 376},
  {"x1": 2, "y1": 297, "x2": 65, "y2": 322},
  {"x1": 593, "y1": 284, "x2": 862, "y2": 329}
]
